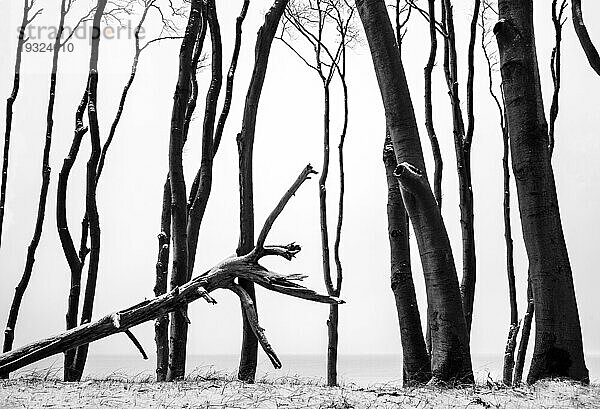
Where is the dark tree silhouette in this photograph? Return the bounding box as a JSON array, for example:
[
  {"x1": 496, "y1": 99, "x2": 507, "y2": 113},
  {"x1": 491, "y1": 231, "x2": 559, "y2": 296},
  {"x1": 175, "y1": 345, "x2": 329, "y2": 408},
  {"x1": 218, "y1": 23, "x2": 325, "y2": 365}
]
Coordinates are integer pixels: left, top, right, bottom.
[
  {"x1": 439, "y1": 0, "x2": 480, "y2": 336},
  {"x1": 480, "y1": 2, "x2": 519, "y2": 384},
  {"x1": 495, "y1": 0, "x2": 588, "y2": 383},
  {"x1": 0, "y1": 0, "x2": 41, "y2": 258},
  {"x1": 572, "y1": 0, "x2": 600, "y2": 76},
  {"x1": 166, "y1": 0, "x2": 203, "y2": 381},
  {"x1": 278, "y1": 0, "x2": 355, "y2": 387},
  {"x1": 236, "y1": 0, "x2": 289, "y2": 383},
  {"x1": 383, "y1": 134, "x2": 431, "y2": 385},
  {"x1": 3, "y1": 0, "x2": 97, "y2": 382},
  {"x1": 356, "y1": 0, "x2": 472, "y2": 384}
]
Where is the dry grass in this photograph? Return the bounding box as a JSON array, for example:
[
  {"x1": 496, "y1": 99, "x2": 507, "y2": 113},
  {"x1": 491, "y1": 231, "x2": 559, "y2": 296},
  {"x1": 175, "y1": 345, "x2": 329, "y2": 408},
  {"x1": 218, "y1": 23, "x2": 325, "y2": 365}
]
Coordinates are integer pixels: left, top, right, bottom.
[{"x1": 0, "y1": 370, "x2": 597, "y2": 408}]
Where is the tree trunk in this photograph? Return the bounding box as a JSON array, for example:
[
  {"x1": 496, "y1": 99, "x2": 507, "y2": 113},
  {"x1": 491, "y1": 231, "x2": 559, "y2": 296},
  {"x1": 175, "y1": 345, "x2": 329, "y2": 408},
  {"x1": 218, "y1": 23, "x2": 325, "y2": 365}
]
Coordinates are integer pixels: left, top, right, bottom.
[
  {"x1": 495, "y1": 0, "x2": 588, "y2": 383},
  {"x1": 383, "y1": 133, "x2": 431, "y2": 385},
  {"x1": 187, "y1": 0, "x2": 222, "y2": 278},
  {"x1": 58, "y1": 90, "x2": 89, "y2": 381},
  {"x1": 70, "y1": 0, "x2": 109, "y2": 380},
  {"x1": 572, "y1": 0, "x2": 600, "y2": 77},
  {"x1": 1, "y1": 0, "x2": 68, "y2": 380},
  {"x1": 0, "y1": 0, "x2": 32, "y2": 254},
  {"x1": 236, "y1": 0, "x2": 289, "y2": 383},
  {"x1": 441, "y1": 0, "x2": 478, "y2": 336},
  {"x1": 167, "y1": 0, "x2": 203, "y2": 381},
  {"x1": 513, "y1": 279, "x2": 533, "y2": 385},
  {"x1": 355, "y1": 0, "x2": 472, "y2": 383},
  {"x1": 154, "y1": 178, "x2": 171, "y2": 381},
  {"x1": 501, "y1": 96, "x2": 519, "y2": 386}
]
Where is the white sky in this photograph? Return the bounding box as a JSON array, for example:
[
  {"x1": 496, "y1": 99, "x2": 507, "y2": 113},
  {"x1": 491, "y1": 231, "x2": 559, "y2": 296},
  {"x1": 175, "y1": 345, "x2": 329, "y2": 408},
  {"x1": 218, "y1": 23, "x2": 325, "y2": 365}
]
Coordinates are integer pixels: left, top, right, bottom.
[{"x1": 0, "y1": 0, "x2": 599, "y2": 373}]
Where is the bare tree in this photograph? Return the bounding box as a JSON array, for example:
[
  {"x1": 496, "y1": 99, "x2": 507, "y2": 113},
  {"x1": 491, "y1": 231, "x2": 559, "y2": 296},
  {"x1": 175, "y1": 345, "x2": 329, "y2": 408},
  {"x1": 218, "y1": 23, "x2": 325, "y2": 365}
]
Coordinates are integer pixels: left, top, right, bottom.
[
  {"x1": 278, "y1": 0, "x2": 355, "y2": 387},
  {"x1": 495, "y1": 0, "x2": 588, "y2": 383},
  {"x1": 480, "y1": 1, "x2": 519, "y2": 385},
  {"x1": 439, "y1": 0, "x2": 480, "y2": 335},
  {"x1": 165, "y1": 0, "x2": 203, "y2": 381},
  {"x1": 548, "y1": 0, "x2": 567, "y2": 156},
  {"x1": 2, "y1": 0, "x2": 98, "y2": 382},
  {"x1": 572, "y1": 0, "x2": 600, "y2": 76},
  {"x1": 236, "y1": 0, "x2": 289, "y2": 383},
  {"x1": 0, "y1": 0, "x2": 42, "y2": 256},
  {"x1": 356, "y1": 0, "x2": 473, "y2": 384}
]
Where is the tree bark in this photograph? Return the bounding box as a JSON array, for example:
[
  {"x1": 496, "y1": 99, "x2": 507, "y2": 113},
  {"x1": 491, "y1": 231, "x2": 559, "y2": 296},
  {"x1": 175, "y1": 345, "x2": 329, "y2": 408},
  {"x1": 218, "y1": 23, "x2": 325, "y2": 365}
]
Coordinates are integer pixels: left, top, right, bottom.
[
  {"x1": 572, "y1": 0, "x2": 600, "y2": 77},
  {"x1": 495, "y1": 0, "x2": 589, "y2": 383},
  {"x1": 167, "y1": 0, "x2": 203, "y2": 381},
  {"x1": 384, "y1": 134, "x2": 431, "y2": 385},
  {"x1": 2, "y1": 0, "x2": 68, "y2": 372},
  {"x1": 236, "y1": 0, "x2": 289, "y2": 383},
  {"x1": 355, "y1": 0, "x2": 472, "y2": 383}
]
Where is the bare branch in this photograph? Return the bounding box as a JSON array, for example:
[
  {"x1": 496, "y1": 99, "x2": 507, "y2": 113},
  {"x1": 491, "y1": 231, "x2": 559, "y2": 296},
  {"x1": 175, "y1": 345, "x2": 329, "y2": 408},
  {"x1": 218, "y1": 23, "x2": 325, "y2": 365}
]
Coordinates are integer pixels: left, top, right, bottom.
[
  {"x1": 254, "y1": 165, "x2": 317, "y2": 254},
  {"x1": 229, "y1": 284, "x2": 282, "y2": 369}
]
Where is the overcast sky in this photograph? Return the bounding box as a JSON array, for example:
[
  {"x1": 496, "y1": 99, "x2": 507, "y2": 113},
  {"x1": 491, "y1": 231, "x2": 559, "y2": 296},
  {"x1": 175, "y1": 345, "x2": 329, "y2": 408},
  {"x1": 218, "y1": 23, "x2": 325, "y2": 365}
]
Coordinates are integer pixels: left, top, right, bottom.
[{"x1": 0, "y1": 0, "x2": 599, "y2": 375}]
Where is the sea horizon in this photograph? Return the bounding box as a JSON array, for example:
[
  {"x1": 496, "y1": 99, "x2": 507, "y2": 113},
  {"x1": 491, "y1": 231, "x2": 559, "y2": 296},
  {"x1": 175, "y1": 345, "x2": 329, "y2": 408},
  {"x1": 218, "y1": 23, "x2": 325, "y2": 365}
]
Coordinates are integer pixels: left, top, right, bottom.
[{"x1": 14, "y1": 352, "x2": 600, "y2": 386}]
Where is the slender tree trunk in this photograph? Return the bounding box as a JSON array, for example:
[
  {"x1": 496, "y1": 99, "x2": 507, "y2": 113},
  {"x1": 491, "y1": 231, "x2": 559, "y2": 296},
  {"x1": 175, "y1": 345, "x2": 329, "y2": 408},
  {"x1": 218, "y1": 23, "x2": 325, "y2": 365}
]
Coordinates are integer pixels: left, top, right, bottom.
[
  {"x1": 186, "y1": 0, "x2": 222, "y2": 278},
  {"x1": 70, "y1": 0, "x2": 109, "y2": 380},
  {"x1": 154, "y1": 178, "x2": 171, "y2": 381},
  {"x1": 513, "y1": 279, "x2": 533, "y2": 385},
  {"x1": 572, "y1": 0, "x2": 600, "y2": 77},
  {"x1": 495, "y1": 0, "x2": 588, "y2": 383},
  {"x1": 236, "y1": 0, "x2": 289, "y2": 383},
  {"x1": 384, "y1": 133, "x2": 431, "y2": 385},
  {"x1": 0, "y1": 0, "x2": 32, "y2": 255},
  {"x1": 355, "y1": 0, "x2": 472, "y2": 383},
  {"x1": 441, "y1": 0, "x2": 479, "y2": 336},
  {"x1": 167, "y1": 0, "x2": 203, "y2": 381},
  {"x1": 424, "y1": 0, "x2": 442, "y2": 209},
  {"x1": 59, "y1": 91, "x2": 89, "y2": 381},
  {"x1": 501, "y1": 93, "x2": 519, "y2": 387},
  {"x1": 318, "y1": 84, "x2": 338, "y2": 387},
  {"x1": 1, "y1": 1, "x2": 68, "y2": 374}
]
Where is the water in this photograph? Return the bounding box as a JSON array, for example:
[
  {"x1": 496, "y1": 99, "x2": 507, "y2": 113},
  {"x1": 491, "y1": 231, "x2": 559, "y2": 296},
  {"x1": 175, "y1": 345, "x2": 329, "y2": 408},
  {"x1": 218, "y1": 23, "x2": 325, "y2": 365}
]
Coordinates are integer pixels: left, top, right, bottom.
[{"x1": 15, "y1": 353, "x2": 600, "y2": 386}]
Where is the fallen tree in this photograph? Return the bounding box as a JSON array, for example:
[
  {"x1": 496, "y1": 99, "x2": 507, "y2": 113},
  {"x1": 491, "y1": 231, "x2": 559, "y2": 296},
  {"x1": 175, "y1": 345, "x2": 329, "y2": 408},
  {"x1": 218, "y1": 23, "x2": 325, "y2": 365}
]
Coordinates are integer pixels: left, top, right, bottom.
[{"x1": 0, "y1": 164, "x2": 342, "y2": 377}]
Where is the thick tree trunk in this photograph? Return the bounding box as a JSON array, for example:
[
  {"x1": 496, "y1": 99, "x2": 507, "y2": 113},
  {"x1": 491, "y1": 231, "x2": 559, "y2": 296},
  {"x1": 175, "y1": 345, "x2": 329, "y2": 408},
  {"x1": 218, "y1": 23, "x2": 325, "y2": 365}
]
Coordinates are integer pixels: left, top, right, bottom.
[
  {"x1": 0, "y1": 0, "x2": 31, "y2": 254},
  {"x1": 355, "y1": 0, "x2": 472, "y2": 383},
  {"x1": 236, "y1": 0, "x2": 289, "y2": 383},
  {"x1": 2, "y1": 2, "x2": 68, "y2": 373},
  {"x1": 383, "y1": 134, "x2": 431, "y2": 385},
  {"x1": 167, "y1": 0, "x2": 203, "y2": 381},
  {"x1": 495, "y1": 0, "x2": 588, "y2": 383}
]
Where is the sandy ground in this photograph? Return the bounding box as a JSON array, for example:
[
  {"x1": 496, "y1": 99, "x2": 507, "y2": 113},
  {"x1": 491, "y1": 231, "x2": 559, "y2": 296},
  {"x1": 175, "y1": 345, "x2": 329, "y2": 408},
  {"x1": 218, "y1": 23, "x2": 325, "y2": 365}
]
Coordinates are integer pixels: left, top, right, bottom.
[{"x1": 1, "y1": 374, "x2": 597, "y2": 408}]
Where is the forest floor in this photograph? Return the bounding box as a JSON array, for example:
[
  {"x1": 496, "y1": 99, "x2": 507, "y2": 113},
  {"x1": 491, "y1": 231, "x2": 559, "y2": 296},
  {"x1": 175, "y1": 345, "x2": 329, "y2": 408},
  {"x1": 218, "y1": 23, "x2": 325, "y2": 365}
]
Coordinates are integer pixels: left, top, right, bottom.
[{"x1": 0, "y1": 370, "x2": 597, "y2": 408}]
